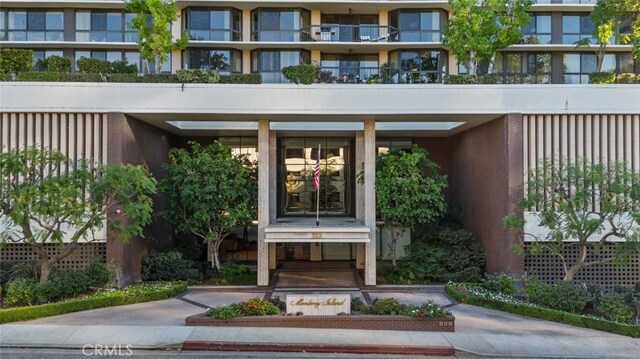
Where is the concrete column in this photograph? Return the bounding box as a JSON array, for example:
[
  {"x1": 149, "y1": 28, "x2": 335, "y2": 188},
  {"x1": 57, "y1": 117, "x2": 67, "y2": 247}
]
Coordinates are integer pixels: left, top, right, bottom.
[
  {"x1": 378, "y1": 51, "x2": 388, "y2": 66},
  {"x1": 257, "y1": 119, "x2": 270, "y2": 286},
  {"x1": 171, "y1": 8, "x2": 183, "y2": 73},
  {"x1": 311, "y1": 50, "x2": 322, "y2": 65},
  {"x1": 243, "y1": 10, "x2": 252, "y2": 42},
  {"x1": 268, "y1": 130, "x2": 277, "y2": 270},
  {"x1": 379, "y1": 11, "x2": 388, "y2": 26},
  {"x1": 355, "y1": 132, "x2": 365, "y2": 269},
  {"x1": 364, "y1": 119, "x2": 376, "y2": 285},
  {"x1": 243, "y1": 50, "x2": 251, "y2": 74},
  {"x1": 311, "y1": 10, "x2": 321, "y2": 25}
]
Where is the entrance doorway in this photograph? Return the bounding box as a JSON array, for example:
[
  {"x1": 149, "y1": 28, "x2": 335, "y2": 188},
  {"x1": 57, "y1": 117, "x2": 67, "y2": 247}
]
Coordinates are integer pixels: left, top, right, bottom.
[{"x1": 277, "y1": 137, "x2": 355, "y2": 217}]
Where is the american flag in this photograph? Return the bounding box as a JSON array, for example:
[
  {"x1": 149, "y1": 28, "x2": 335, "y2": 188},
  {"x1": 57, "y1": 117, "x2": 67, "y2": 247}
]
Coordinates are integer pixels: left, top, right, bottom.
[{"x1": 313, "y1": 151, "x2": 320, "y2": 191}]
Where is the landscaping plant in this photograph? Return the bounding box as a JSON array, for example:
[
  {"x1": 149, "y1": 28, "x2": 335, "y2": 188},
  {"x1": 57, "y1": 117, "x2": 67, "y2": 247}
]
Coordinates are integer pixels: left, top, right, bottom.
[{"x1": 0, "y1": 146, "x2": 157, "y2": 283}]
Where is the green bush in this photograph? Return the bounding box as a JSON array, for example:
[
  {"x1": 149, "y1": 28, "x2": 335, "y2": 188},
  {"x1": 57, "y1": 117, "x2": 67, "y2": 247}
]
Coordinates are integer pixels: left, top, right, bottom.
[
  {"x1": 141, "y1": 251, "x2": 201, "y2": 283},
  {"x1": 176, "y1": 69, "x2": 220, "y2": 83},
  {"x1": 371, "y1": 297, "x2": 408, "y2": 315},
  {"x1": 598, "y1": 293, "x2": 634, "y2": 324},
  {"x1": 589, "y1": 72, "x2": 615, "y2": 84},
  {"x1": 141, "y1": 74, "x2": 179, "y2": 83},
  {"x1": 443, "y1": 74, "x2": 477, "y2": 84},
  {"x1": 483, "y1": 274, "x2": 518, "y2": 296},
  {"x1": 269, "y1": 296, "x2": 286, "y2": 311},
  {"x1": 76, "y1": 57, "x2": 112, "y2": 74},
  {"x1": 614, "y1": 73, "x2": 637, "y2": 84},
  {"x1": 394, "y1": 224, "x2": 486, "y2": 284},
  {"x1": 0, "y1": 73, "x2": 12, "y2": 81},
  {"x1": 106, "y1": 73, "x2": 140, "y2": 83},
  {"x1": 218, "y1": 73, "x2": 262, "y2": 84},
  {"x1": 526, "y1": 278, "x2": 590, "y2": 313},
  {"x1": 17, "y1": 71, "x2": 62, "y2": 82},
  {"x1": 4, "y1": 278, "x2": 38, "y2": 306},
  {"x1": 281, "y1": 64, "x2": 316, "y2": 84},
  {"x1": 110, "y1": 60, "x2": 138, "y2": 74},
  {"x1": 351, "y1": 296, "x2": 369, "y2": 313},
  {"x1": 0, "y1": 49, "x2": 33, "y2": 74},
  {"x1": 34, "y1": 56, "x2": 71, "y2": 73},
  {"x1": 409, "y1": 301, "x2": 451, "y2": 318},
  {"x1": 34, "y1": 261, "x2": 112, "y2": 303},
  {"x1": 208, "y1": 303, "x2": 242, "y2": 320},
  {"x1": 0, "y1": 282, "x2": 187, "y2": 324},
  {"x1": 239, "y1": 297, "x2": 280, "y2": 316},
  {"x1": 60, "y1": 73, "x2": 105, "y2": 82},
  {"x1": 446, "y1": 284, "x2": 640, "y2": 338},
  {"x1": 218, "y1": 261, "x2": 249, "y2": 283}
]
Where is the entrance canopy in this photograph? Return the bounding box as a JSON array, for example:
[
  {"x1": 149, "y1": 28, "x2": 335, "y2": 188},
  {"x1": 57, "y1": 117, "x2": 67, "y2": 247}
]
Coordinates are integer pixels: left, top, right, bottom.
[{"x1": 265, "y1": 217, "x2": 370, "y2": 243}]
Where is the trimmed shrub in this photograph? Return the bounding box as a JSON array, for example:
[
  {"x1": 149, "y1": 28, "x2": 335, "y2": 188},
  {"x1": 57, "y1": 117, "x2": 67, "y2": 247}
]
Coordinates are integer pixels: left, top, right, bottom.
[
  {"x1": 34, "y1": 55, "x2": 72, "y2": 73},
  {"x1": 4, "y1": 278, "x2": 38, "y2": 306},
  {"x1": 218, "y1": 261, "x2": 250, "y2": 283},
  {"x1": 615, "y1": 73, "x2": 637, "y2": 84},
  {"x1": 371, "y1": 298, "x2": 408, "y2": 315},
  {"x1": 589, "y1": 72, "x2": 615, "y2": 84},
  {"x1": 0, "y1": 49, "x2": 33, "y2": 74},
  {"x1": 141, "y1": 251, "x2": 201, "y2": 283},
  {"x1": 106, "y1": 73, "x2": 140, "y2": 83},
  {"x1": 76, "y1": 57, "x2": 112, "y2": 74},
  {"x1": 526, "y1": 278, "x2": 590, "y2": 313},
  {"x1": 110, "y1": 60, "x2": 138, "y2": 74},
  {"x1": 525, "y1": 276, "x2": 552, "y2": 303},
  {"x1": 0, "y1": 73, "x2": 12, "y2": 81},
  {"x1": 409, "y1": 301, "x2": 451, "y2": 318},
  {"x1": 0, "y1": 282, "x2": 187, "y2": 324},
  {"x1": 141, "y1": 74, "x2": 179, "y2": 83},
  {"x1": 598, "y1": 293, "x2": 634, "y2": 324},
  {"x1": 17, "y1": 71, "x2": 62, "y2": 82},
  {"x1": 176, "y1": 69, "x2": 220, "y2": 83},
  {"x1": 208, "y1": 303, "x2": 242, "y2": 320},
  {"x1": 282, "y1": 64, "x2": 316, "y2": 84},
  {"x1": 61, "y1": 73, "x2": 104, "y2": 82},
  {"x1": 350, "y1": 296, "x2": 369, "y2": 313},
  {"x1": 218, "y1": 73, "x2": 262, "y2": 84},
  {"x1": 483, "y1": 274, "x2": 518, "y2": 296},
  {"x1": 239, "y1": 297, "x2": 280, "y2": 316},
  {"x1": 269, "y1": 296, "x2": 286, "y2": 311},
  {"x1": 443, "y1": 74, "x2": 477, "y2": 84}
]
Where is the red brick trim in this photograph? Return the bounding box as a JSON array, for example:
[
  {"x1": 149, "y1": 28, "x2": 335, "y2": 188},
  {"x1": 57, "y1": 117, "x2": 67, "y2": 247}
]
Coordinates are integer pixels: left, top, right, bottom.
[{"x1": 185, "y1": 313, "x2": 455, "y2": 332}]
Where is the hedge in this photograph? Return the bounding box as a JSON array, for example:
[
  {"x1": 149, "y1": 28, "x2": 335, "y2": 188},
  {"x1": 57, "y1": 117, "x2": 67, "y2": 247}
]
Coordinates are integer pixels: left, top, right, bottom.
[
  {"x1": 0, "y1": 49, "x2": 33, "y2": 74},
  {"x1": 281, "y1": 64, "x2": 316, "y2": 84},
  {"x1": 17, "y1": 72, "x2": 62, "y2": 82},
  {"x1": 589, "y1": 72, "x2": 616, "y2": 84},
  {"x1": 218, "y1": 73, "x2": 262, "y2": 84},
  {"x1": 0, "y1": 281, "x2": 187, "y2": 324},
  {"x1": 445, "y1": 284, "x2": 640, "y2": 338}
]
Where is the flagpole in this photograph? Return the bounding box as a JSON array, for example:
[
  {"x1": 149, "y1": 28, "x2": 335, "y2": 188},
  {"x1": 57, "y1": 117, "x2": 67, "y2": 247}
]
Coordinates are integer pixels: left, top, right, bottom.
[{"x1": 316, "y1": 144, "x2": 321, "y2": 227}]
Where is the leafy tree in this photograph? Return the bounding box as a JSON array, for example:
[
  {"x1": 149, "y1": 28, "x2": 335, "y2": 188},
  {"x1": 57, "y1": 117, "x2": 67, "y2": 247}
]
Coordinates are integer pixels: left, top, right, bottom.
[
  {"x1": 374, "y1": 145, "x2": 447, "y2": 267},
  {"x1": 125, "y1": 0, "x2": 188, "y2": 74},
  {"x1": 504, "y1": 157, "x2": 640, "y2": 281},
  {"x1": 160, "y1": 142, "x2": 255, "y2": 270},
  {"x1": 0, "y1": 146, "x2": 157, "y2": 283},
  {"x1": 443, "y1": 0, "x2": 532, "y2": 76},
  {"x1": 584, "y1": 0, "x2": 640, "y2": 72}
]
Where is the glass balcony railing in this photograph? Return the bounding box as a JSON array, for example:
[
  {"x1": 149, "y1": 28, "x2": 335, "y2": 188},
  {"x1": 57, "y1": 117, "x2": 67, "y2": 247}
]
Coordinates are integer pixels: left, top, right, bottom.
[
  {"x1": 187, "y1": 29, "x2": 242, "y2": 42},
  {"x1": 301, "y1": 25, "x2": 399, "y2": 42},
  {"x1": 315, "y1": 67, "x2": 443, "y2": 84}
]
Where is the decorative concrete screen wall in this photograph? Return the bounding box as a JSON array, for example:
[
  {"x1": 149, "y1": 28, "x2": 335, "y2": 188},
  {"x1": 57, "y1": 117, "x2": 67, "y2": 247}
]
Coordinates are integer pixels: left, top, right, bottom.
[
  {"x1": 522, "y1": 114, "x2": 640, "y2": 287},
  {"x1": 0, "y1": 112, "x2": 108, "y2": 266}
]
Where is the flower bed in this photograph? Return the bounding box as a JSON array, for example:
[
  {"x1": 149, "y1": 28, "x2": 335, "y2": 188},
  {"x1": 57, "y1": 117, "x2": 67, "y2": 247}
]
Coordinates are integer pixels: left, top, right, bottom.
[{"x1": 185, "y1": 296, "x2": 455, "y2": 332}]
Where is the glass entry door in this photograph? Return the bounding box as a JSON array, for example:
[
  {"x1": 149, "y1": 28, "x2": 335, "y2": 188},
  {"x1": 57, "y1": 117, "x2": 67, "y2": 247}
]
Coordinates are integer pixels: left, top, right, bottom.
[{"x1": 278, "y1": 137, "x2": 354, "y2": 216}]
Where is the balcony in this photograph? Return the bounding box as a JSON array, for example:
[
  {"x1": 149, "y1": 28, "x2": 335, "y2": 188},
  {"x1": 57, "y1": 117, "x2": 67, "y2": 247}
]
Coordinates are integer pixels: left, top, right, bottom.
[
  {"x1": 316, "y1": 67, "x2": 443, "y2": 84},
  {"x1": 251, "y1": 25, "x2": 399, "y2": 43},
  {"x1": 301, "y1": 25, "x2": 399, "y2": 43}
]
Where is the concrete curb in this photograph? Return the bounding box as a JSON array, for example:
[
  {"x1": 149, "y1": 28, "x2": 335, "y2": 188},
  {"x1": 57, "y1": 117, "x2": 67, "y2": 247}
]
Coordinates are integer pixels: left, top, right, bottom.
[{"x1": 182, "y1": 340, "x2": 456, "y2": 356}]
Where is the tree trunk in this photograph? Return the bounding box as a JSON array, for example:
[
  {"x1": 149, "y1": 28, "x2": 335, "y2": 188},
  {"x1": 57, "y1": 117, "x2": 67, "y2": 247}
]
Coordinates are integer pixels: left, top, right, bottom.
[
  {"x1": 468, "y1": 52, "x2": 477, "y2": 76},
  {"x1": 154, "y1": 52, "x2": 162, "y2": 74},
  {"x1": 40, "y1": 261, "x2": 54, "y2": 283},
  {"x1": 388, "y1": 228, "x2": 402, "y2": 268},
  {"x1": 564, "y1": 263, "x2": 583, "y2": 281},
  {"x1": 211, "y1": 241, "x2": 221, "y2": 270},
  {"x1": 596, "y1": 43, "x2": 606, "y2": 73}
]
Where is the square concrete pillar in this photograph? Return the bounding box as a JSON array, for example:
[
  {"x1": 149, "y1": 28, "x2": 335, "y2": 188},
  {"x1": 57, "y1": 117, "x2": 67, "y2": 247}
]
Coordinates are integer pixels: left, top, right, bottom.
[
  {"x1": 364, "y1": 119, "x2": 377, "y2": 285},
  {"x1": 355, "y1": 132, "x2": 365, "y2": 269},
  {"x1": 257, "y1": 119, "x2": 270, "y2": 286}
]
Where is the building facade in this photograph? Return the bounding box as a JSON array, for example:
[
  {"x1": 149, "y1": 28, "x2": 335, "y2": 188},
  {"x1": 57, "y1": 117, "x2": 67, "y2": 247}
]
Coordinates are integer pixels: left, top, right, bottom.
[{"x1": 1, "y1": 0, "x2": 639, "y2": 287}]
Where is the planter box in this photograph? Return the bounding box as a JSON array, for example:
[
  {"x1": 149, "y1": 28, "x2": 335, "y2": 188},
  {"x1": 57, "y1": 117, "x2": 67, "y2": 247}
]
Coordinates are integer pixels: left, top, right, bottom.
[{"x1": 185, "y1": 313, "x2": 455, "y2": 332}]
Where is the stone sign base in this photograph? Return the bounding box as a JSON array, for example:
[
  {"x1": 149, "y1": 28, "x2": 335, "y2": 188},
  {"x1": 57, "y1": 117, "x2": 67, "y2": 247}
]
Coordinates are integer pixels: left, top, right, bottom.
[{"x1": 185, "y1": 314, "x2": 455, "y2": 332}]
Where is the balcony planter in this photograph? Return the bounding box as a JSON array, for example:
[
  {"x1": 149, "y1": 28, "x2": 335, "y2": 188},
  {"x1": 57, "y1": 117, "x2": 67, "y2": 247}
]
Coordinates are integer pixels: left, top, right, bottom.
[{"x1": 185, "y1": 313, "x2": 455, "y2": 332}]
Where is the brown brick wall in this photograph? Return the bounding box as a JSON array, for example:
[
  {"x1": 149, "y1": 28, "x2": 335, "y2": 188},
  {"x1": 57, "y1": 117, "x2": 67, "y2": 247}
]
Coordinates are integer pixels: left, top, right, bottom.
[
  {"x1": 448, "y1": 114, "x2": 525, "y2": 277},
  {"x1": 106, "y1": 113, "x2": 178, "y2": 285}
]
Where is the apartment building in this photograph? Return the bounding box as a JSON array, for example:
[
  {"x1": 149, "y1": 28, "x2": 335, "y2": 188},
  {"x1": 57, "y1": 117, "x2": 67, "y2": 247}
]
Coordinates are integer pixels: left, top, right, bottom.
[{"x1": 0, "y1": 0, "x2": 639, "y2": 286}]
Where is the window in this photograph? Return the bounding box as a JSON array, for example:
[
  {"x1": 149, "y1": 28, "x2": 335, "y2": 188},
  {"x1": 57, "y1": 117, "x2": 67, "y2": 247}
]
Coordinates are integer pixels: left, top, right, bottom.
[
  {"x1": 562, "y1": 14, "x2": 595, "y2": 44},
  {"x1": 185, "y1": 8, "x2": 241, "y2": 41},
  {"x1": 251, "y1": 49, "x2": 310, "y2": 83},
  {"x1": 390, "y1": 10, "x2": 442, "y2": 42},
  {"x1": 389, "y1": 50, "x2": 446, "y2": 83},
  {"x1": 4, "y1": 10, "x2": 63, "y2": 41},
  {"x1": 187, "y1": 48, "x2": 242, "y2": 73},
  {"x1": 74, "y1": 50, "x2": 169, "y2": 73},
  {"x1": 320, "y1": 54, "x2": 379, "y2": 83},
  {"x1": 564, "y1": 53, "x2": 616, "y2": 84},
  {"x1": 319, "y1": 15, "x2": 380, "y2": 42},
  {"x1": 76, "y1": 11, "x2": 137, "y2": 42},
  {"x1": 32, "y1": 50, "x2": 64, "y2": 69},
  {"x1": 251, "y1": 9, "x2": 310, "y2": 41},
  {"x1": 522, "y1": 14, "x2": 551, "y2": 44}
]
